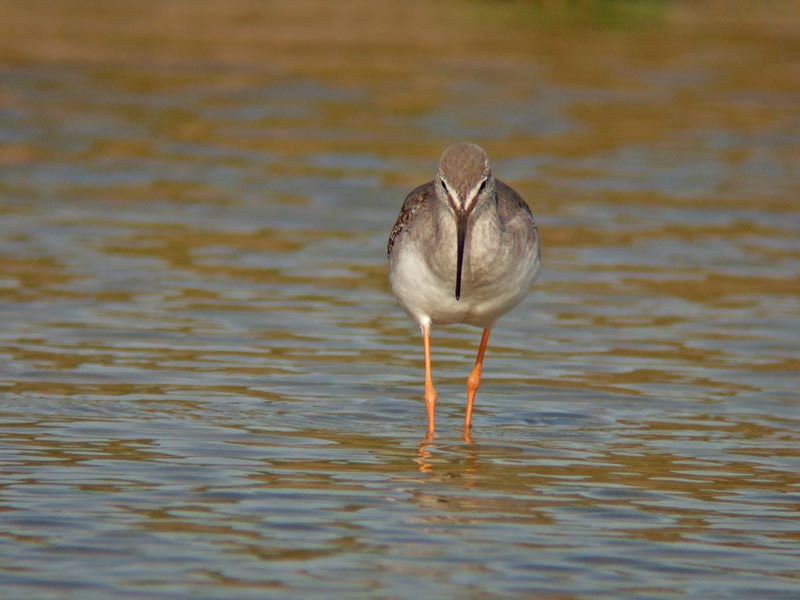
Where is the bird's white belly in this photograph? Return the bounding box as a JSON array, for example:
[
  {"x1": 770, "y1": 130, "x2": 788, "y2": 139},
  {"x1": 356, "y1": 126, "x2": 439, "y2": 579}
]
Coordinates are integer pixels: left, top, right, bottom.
[{"x1": 390, "y1": 238, "x2": 540, "y2": 330}]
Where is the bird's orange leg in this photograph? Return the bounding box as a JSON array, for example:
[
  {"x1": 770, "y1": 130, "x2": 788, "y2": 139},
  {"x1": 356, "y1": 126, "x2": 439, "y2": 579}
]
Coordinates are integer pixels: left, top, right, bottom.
[
  {"x1": 465, "y1": 328, "x2": 491, "y2": 433},
  {"x1": 422, "y1": 324, "x2": 437, "y2": 440}
]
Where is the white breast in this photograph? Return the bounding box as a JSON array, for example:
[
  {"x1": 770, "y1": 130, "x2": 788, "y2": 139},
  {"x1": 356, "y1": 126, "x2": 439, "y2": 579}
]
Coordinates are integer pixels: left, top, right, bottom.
[{"x1": 390, "y1": 231, "x2": 540, "y2": 330}]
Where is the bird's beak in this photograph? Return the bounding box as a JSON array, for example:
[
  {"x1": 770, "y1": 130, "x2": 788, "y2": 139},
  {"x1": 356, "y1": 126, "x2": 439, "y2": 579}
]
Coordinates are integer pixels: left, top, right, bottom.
[{"x1": 455, "y1": 209, "x2": 469, "y2": 301}]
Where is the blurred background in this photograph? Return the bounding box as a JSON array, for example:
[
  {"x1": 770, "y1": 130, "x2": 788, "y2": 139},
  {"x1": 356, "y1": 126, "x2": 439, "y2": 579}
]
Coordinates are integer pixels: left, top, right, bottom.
[{"x1": 1, "y1": 1, "x2": 799, "y2": 598}]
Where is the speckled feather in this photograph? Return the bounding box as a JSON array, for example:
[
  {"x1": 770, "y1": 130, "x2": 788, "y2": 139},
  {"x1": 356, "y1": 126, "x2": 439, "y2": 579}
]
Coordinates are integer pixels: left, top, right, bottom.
[
  {"x1": 387, "y1": 181, "x2": 434, "y2": 258},
  {"x1": 387, "y1": 178, "x2": 536, "y2": 258}
]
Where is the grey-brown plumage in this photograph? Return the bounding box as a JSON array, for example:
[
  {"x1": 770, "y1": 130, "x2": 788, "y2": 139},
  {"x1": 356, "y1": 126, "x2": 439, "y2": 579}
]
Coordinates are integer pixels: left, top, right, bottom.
[
  {"x1": 387, "y1": 142, "x2": 541, "y2": 439},
  {"x1": 387, "y1": 182, "x2": 431, "y2": 258},
  {"x1": 388, "y1": 179, "x2": 534, "y2": 260}
]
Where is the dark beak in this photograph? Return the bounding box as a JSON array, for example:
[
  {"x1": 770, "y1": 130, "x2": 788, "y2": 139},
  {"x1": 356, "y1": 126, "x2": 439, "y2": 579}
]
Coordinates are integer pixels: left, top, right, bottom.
[{"x1": 455, "y1": 209, "x2": 468, "y2": 301}]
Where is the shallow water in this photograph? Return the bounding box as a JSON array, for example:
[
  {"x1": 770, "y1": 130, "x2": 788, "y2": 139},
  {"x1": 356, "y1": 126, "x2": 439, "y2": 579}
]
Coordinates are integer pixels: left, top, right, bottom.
[{"x1": 1, "y1": 1, "x2": 799, "y2": 598}]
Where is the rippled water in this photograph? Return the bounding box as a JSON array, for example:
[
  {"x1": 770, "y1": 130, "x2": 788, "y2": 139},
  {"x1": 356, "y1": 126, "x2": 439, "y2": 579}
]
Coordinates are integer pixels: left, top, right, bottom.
[{"x1": 1, "y1": 2, "x2": 799, "y2": 598}]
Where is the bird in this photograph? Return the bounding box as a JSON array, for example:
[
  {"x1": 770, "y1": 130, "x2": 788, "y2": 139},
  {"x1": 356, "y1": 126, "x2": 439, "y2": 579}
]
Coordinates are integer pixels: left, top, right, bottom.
[{"x1": 388, "y1": 142, "x2": 541, "y2": 440}]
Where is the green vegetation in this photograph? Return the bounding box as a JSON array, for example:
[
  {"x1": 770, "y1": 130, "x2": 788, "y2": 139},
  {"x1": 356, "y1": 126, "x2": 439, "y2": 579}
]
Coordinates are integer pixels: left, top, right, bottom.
[{"x1": 471, "y1": 0, "x2": 670, "y2": 30}]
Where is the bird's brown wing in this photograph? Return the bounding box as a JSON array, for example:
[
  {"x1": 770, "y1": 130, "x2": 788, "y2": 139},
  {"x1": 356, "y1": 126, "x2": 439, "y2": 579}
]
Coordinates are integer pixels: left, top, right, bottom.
[
  {"x1": 495, "y1": 179, "x2": 537, "y2": 229},
  {"x1": 387, "y1": 181, "x2": 434, "y2": 258}
]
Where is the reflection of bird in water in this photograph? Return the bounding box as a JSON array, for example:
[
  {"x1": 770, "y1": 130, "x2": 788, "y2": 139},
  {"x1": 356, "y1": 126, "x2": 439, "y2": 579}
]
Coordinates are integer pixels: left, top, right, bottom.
[
  {"x1": 388, "y1": 142, "x2": 541, "y2": 440},
  {"x1": 415, "y1": 440, "x2": 479, "y2": 475}
]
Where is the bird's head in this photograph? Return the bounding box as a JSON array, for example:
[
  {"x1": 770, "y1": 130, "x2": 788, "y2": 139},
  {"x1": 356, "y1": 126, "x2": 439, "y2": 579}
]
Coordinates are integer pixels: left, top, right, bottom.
[
  {"x1": 434, "y1": 142, "x2": 495, "y2": 301},
  {"x1": 435, "y1": 142, "x2": 495, "y2": 214}
]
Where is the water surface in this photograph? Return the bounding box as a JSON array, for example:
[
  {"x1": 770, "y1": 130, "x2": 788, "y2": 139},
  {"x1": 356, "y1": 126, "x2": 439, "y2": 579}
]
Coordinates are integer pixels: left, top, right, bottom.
[{"x1": 1, "y1": 2, "x2": 799, "y2": 598}]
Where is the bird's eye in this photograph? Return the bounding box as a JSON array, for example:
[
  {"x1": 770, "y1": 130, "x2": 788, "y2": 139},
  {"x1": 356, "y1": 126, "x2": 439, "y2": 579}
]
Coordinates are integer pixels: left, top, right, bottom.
[
  {"x1": 440, "y1": 180, "x2": 447, "y2": 191},
  {"x1": 478, "y1": 180, "x2": 487, "y2": 193}
]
